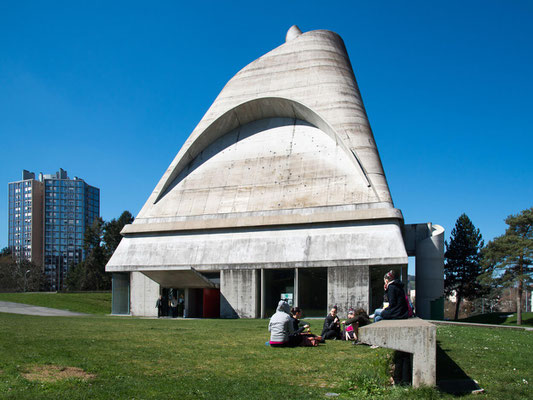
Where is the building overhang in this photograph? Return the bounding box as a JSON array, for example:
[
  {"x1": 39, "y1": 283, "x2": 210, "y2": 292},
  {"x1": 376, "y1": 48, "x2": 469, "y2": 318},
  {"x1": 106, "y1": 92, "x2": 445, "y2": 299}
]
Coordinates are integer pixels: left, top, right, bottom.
[
  {"x1": 106, "y1": 220, "x2": 408, "y2": 273},
  {"x1": 136, "y1": 267, "x2": 218, "y2": 289}
]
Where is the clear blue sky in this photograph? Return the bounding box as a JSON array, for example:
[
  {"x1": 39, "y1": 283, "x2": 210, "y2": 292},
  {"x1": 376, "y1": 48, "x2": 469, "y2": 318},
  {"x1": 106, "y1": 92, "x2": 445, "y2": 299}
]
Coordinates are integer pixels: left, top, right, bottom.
[{"x1": 1, "y1": 1, "x2": 532, "y2": 269}]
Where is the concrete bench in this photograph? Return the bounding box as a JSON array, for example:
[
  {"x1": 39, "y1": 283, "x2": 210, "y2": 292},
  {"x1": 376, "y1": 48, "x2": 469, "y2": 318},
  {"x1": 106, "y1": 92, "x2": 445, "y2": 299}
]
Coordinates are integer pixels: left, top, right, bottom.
[{"x1": 358, "y1": 317, "x2": 436, "y2": 387}]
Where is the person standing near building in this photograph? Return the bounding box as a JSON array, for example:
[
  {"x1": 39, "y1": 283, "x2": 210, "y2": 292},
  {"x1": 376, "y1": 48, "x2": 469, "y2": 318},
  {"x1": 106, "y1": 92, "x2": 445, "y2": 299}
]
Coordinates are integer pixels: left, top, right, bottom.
[
  {"x1": 178, "y1": 294, "x2": 185, "y2": 317},
  {"x1": 170, "y1": 296, "x2": 178, "y2": 318},
  {"x1": 156, "y1": 295, "x2": 163, "y2": 318}
]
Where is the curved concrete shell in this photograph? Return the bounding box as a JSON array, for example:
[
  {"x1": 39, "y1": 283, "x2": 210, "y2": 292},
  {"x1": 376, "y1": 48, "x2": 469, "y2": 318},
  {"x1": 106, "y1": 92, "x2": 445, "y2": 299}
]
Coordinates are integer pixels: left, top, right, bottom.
[{"x1": 107, "y1": 26, "x2": 443, "y2": 319}]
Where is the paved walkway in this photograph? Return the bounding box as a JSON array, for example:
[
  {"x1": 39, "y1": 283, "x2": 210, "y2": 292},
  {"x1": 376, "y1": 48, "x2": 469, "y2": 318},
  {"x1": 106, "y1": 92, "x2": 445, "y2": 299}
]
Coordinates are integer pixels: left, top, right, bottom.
[{"x1": 0, "y1": 301, "x2": 87, "y2": 317}]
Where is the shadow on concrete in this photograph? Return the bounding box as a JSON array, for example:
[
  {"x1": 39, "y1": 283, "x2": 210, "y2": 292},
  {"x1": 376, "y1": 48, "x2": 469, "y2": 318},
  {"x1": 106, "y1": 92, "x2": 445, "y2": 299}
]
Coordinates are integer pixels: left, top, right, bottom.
[
  {"x1": 436, "y1": 342, "x2": 483, "y2": 396},
  {"x1": 219, "y1": 293, "x2": 239, "y2": 318}
]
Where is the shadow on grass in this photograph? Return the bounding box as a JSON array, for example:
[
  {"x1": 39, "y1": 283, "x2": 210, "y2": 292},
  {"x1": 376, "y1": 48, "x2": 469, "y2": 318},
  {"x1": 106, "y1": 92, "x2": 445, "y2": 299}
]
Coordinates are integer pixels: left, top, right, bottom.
[
  {"x1": 436, "y1": 342, "x2": 482, "y2": 396},
  {"x1": 458, "y1": 311, "x2": 533, "y2": 327}
]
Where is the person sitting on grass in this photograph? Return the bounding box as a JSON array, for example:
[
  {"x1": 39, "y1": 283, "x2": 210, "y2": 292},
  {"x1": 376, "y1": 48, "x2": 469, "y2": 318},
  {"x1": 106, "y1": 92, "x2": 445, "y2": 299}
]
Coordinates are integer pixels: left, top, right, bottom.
[
  {"x1": 342, "y1": 308, "x2": 370, "y2": 342},
  {"x1": 371, "y1": 270, "x2": 409, "y2": 322},
  {"x1": 289, "y1": 307, "x2": 321, "y2": 346},
  {"x1": 321, "y1": 306, "x2": 341, "y2": 340},
  {"x1": 268, "y1": 300, "x2": 295, "y2": 347}
]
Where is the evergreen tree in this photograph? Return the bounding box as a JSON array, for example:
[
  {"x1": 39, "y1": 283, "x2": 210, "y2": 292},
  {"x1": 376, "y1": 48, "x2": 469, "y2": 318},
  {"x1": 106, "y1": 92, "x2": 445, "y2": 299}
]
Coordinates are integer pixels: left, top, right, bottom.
[
  {"x1": 66, "y1": 211, "x2": 134, "y2": 291},
  {"x1": 444, "y1": 213, "x2": 484, "y2": 320},
  {"x1": 103, "y1": 211, "x2": 134, "y2": 257},
  {"x1": 481, "y1": 207, "x2": 533, "y2": 325}
]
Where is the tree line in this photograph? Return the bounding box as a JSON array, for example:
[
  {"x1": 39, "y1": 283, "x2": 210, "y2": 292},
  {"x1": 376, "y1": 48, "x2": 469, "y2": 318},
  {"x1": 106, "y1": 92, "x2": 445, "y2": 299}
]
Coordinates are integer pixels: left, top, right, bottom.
[
  {"x1": 444, "y1": 206, "x2": 532, "y2": 325},
  {"x1": 0, "y1": 210, "x2": 133, "y2": 292},
  {"x1": 65, "y1": 210, "x2": 134, "y2": 291}
]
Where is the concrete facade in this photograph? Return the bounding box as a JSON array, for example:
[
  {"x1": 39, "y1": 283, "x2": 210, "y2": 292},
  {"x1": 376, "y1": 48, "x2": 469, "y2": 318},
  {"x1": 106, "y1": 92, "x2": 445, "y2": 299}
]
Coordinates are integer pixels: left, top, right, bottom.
[{"x1": 106, "y1": 26, "x2": 444, "y2": 319}]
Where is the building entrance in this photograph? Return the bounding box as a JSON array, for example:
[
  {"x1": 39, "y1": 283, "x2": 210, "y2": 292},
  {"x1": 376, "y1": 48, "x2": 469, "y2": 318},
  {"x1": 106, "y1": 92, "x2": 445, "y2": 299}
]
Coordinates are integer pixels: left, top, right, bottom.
[{"x1": 160, "y1": 288, "x2": 185, "y2": 318}]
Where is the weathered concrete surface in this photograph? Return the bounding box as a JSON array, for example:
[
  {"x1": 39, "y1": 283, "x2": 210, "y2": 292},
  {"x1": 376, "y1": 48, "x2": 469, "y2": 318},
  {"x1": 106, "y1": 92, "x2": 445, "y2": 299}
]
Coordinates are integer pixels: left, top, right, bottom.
[
  {"x1": 108, "y1": 221, "x2": 407, "y2": 272},
  {"x1": 220, "y1": 269, "x2": 260, "y2": 318},
  {"x1": 105, "y1": 26, "x2": 442, "y2": 319},
  {"x1": 142, "y1": 28, "x2": 393, "y2": 213},
  {"x1": 0, "y1": 301, "x2": 86, "y2": 317},
  {"x1": 130, "y1": 272, "x2": 159, "y2": 317},
  {"x1": 142, "y1": 268, "x2": 217, "y2": 289},
  {"x1": 328, "y1": 266, "x2": 370, "y2": 315},
  {"x1": 358, "y1": 318, "x2": 436, "y2": 387},
  {"x1": 404, "y1": 223, "x2": 445, "y2": 319}
]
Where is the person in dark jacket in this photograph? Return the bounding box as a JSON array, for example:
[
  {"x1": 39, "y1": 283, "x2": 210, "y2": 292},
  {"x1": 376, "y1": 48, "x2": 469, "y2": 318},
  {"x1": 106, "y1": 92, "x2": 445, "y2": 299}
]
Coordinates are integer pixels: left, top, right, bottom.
[
  {"x1": 288, "y1": 306, "x2": 309, "y2": 346},
  {"x1": 289, "y1": 307, "x2": 323, "y2": 346},
  {"x1": 372, "y1": 270, "x2": 409, "y2": 322},
  {"x1": 321, "y1": 306, "x2": 341, "y2": 340},
  {"x1": 155, "y1": 295, "x2": 163, "y2": 318}
]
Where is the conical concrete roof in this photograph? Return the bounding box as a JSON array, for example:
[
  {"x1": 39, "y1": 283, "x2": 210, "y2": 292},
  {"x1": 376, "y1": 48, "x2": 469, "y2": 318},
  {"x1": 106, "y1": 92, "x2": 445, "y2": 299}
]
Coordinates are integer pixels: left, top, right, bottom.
[{"x1": 107, "y1": 27, "x2": 407, "y2": 273}]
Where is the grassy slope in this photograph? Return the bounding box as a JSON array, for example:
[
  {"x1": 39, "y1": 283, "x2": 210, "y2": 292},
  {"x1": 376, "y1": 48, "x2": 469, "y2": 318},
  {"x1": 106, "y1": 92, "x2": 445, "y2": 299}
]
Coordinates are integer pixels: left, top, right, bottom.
[
  {"x1": 437, "y1": 324, "x2": 532, "y2": 399},
  {"x1": 458, "y1": 312, "x2": 533, "y2": 327},
  {"x1": 0, "y1": 314, "x2": 532, "y2": 399},
  {"x1": 0, "y1": 292, "x2": 111, "y2": 314}
]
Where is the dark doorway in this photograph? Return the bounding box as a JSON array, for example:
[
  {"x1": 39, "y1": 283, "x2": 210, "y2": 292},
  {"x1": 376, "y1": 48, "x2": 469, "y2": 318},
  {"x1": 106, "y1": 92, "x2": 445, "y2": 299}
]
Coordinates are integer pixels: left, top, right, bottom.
[
  {"x1": 161, "y1": 288, "x2": 185, "y2": 318},
  {"x1": 298, "y1": 268, "x2": 327, "y2": 317},
  {"x1": 263, "y1": 269, "x2": 295, "y2": 317},
  {"x1": 187, "y1": 288, "x2": 204, "y2": 318}
]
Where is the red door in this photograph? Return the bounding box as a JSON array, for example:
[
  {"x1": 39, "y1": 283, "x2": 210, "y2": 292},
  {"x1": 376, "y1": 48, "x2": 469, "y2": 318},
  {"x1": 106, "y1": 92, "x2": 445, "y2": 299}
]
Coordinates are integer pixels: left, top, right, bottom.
[{"x1": 203, "y1": 288, "x2": 220, "y2": 318}]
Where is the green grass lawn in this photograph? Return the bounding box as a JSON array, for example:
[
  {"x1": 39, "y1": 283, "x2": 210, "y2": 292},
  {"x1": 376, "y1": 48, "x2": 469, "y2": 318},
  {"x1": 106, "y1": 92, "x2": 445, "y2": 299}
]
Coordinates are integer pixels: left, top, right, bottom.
[
  {"x1": 458, "y1": 311, "x2": 533, "y2": 327},
  {"x1": 0, "y1": 313, "x2": 531, "y2": 399},
  {"x1": 0, "y1": 292, "x2": 111, "y2": 314}
]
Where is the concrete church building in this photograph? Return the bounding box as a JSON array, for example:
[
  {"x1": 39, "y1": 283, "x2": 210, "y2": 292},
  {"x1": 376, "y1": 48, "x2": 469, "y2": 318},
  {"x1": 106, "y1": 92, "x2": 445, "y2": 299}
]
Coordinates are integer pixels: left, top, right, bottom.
[{"x1": 106, "y1": 26, "x2": 444, "y2": 320}]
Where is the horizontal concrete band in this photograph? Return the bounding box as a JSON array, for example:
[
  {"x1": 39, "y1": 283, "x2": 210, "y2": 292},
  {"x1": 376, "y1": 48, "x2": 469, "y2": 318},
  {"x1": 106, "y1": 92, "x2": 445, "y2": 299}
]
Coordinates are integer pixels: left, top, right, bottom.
[
  {"x1": 107, "y1": 222, "x2": 408, "y2": 272},
  {"x1": 122, "y1": 206, "x2": 403, "y2": 234},
  {"x1": 107, "y1": 258, "x2": 409, "y2": 272}
]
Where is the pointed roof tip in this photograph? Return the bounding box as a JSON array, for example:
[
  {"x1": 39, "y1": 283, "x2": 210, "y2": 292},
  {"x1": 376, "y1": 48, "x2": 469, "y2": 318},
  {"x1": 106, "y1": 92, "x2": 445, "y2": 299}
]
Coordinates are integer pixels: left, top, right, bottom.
[{"x1": 285, "y1": 25, "x2": 302, "y2": 42}]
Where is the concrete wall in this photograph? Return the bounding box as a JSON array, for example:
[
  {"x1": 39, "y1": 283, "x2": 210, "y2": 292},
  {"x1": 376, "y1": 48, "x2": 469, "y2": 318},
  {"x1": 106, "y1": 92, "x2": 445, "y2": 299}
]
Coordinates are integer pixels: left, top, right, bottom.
[
  {"x1": 328, "y1": 266, "x2": 370, "y2": 315},
  {"x1": 220, "y1": 269, "x2": 260, "y2": 318},
  {"x1": 139, "y1": 27, "x2": 393, "y2": 217},
  {"x1": 130, "y1": 272, "x2": 159, "y2": 317},
  {"x1": 416, "y1": 225, "x2": 444, "y2": 319},
  {"x1": 139, "y1": 119, "x2": 378, "y2": 219},
  {"x1": 405, "y1": 223, "x2": 445, "y2": 319},
  {"x1": 109, "y1": 221, "x2": 407, "y2": 272}
]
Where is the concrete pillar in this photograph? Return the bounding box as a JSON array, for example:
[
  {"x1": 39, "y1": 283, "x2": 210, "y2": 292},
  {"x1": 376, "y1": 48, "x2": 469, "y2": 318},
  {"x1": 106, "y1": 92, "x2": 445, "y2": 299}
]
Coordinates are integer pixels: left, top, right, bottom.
[
  {"x1": 328, "y1": 266, "x2": 370, "y2": 316},
  {"x1": 220, "y1": 269, "x2": 260, "y2": 318},
  {"x1": 260, "y1": 268, "x2": 265, "y2": 318},
  {"x1": 183, "y1": 288, "x2": 191, "y2": 318},
  {"x1": 415, "y1": 224, "x2": 445, "y2": 319},
  {"x1": 294, "y1": 268, "x2": 299, "y2": 307},
  {"x1": 130, "y1": 272, "x2": 159, "y2": 317}
]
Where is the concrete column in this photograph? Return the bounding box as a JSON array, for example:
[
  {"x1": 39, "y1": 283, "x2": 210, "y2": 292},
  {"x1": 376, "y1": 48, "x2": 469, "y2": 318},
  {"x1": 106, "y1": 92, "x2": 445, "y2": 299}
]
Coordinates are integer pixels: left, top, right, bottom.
[
  {"x1": 294, "y1": 268, "x2": 299, "y2": 307},
  {"x1": 130, "y1": 271, "x2": 159, "y2": 317},
  {"x1": 184, "y1": 288, "x2": 191, "y2": 318},
  {"x1": 415, "y1": 224, "x2": 445, "y2": 319},
  {"x1": 328, "y1": 266, "x2": 370, "y2": 316},
  {"x1": 220, "y1": 269, "x2": 259, "y2": 318},
  {"x1": 260, "y1": 268, "x2": 265, "y2": 318}
]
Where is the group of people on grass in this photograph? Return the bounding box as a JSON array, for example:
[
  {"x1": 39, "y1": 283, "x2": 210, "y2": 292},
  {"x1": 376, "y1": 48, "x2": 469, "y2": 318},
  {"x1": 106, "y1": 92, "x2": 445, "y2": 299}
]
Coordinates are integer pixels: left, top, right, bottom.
[{"x1": 268, "y1": 270, "x2": 412, "y2": 347}]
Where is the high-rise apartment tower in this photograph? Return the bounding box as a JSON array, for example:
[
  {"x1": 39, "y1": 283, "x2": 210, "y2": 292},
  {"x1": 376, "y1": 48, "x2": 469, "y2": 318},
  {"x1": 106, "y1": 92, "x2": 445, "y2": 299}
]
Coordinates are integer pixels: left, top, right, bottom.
[{"x1": 8, "y1": 169, "x2": 100, "y2": 290}]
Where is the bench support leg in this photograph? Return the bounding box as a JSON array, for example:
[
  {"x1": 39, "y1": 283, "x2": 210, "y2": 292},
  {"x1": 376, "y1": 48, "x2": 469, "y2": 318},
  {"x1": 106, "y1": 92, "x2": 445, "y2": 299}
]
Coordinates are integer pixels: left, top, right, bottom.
[{"x1": 412, "y1": 348, "x2": 436, "y2": 387}]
